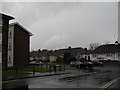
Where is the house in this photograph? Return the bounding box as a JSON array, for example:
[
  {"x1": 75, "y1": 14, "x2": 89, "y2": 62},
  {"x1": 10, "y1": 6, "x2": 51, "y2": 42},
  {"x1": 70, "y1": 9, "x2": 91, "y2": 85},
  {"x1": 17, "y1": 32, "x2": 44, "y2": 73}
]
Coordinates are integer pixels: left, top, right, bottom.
[
  {"x1": 30, "y1": 47, "x2": 90, "y2": 62},
  {"x1": 0, "y1": 13, "x2": 14, "y2": 68},
  {"x1": 30, "y1": 50, "x2": 50, "y2": 62},
  {"x1": 8, "y1": 22, "x2": 33, "y2": 67},
  {"x1": 53, "y1": 47, "x2": 90, "y2": 61},
  {"x1": 49, "y1": 56, "x2": 57, "y2": 63},
  {"x1": 90, "y1": 42, "x2": 120, "y2": 61}
]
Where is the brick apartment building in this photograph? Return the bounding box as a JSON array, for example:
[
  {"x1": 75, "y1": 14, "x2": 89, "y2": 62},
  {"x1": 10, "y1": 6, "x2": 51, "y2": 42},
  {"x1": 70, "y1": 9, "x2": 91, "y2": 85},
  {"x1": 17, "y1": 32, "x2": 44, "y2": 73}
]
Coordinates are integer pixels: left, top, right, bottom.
[
  {"x1": 0, "y1": 13, "x2": 32, "y2": 67},
  {"x1": 8, "y1": 22, "x2": 33, "y2": 67},
  {"x1": 0, "y1": 13, "x2": 14, "y2": 68}
]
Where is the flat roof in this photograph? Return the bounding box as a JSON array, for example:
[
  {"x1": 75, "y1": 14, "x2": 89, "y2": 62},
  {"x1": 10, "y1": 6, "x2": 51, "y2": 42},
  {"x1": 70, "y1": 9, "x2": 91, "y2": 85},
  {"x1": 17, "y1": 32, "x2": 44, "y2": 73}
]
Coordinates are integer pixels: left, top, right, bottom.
[
  {"x1": 0, "y1": 13, "x2": 14, "y2": 20},
  {"x1": 9, "y1": 22, "x2": 33, "y2": 36}
]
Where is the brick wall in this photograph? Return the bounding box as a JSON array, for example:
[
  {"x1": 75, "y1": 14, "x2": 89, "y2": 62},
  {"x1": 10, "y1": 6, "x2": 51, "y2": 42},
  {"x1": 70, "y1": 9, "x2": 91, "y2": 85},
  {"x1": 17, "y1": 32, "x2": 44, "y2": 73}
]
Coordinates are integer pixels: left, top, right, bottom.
[{"x1": 13, "y1": 25, "x2": 30, "y2": 67}]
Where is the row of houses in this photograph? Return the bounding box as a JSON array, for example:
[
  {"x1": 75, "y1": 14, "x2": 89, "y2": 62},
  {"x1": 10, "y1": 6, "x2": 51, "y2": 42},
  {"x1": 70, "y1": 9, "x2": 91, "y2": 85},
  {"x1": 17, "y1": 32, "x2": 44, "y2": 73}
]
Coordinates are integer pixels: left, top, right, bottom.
[
  {"x1": 30, "y1": 42, "x2": 120, "y2": 62},
  {"x1": 30, "y1": 47, "x2": 90, "y2": 62},
  {"x1": 0, "y1": 13, "x2": 32, "y2": 68}
]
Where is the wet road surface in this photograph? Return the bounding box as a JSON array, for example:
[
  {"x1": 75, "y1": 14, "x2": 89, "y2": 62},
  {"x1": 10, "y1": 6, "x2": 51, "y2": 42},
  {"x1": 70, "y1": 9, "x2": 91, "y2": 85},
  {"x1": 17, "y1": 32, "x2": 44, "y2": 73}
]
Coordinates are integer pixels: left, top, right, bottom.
[{"x1": 2, "y1": 66, "x2": 120, "y2": 89}]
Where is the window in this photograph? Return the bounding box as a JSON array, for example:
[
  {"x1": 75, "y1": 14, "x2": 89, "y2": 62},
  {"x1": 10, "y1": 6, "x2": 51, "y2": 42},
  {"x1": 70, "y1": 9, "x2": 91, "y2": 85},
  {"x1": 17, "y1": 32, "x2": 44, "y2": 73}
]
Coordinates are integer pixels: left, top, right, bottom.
[
  {"x1": 8, "y1": 56, "x2": 11, "y2": 63},
  {"x1": 0, "y1": 20, "x2": 2, "y2": 26},
  {"x1": 0, "y1": 52, "x2": 1, "y2": 63},
  {"x1": 110, "y1": 53, "x2": 112, "y2": 57},
  {"x1": 8, "y1": 32, "x2": 12, "y2": 38},
  {"x1": 0, "y1": 34, "x2": 2, "y2": 44},
  {"x1": 118, "y1": 53, "x2": 120, "y2": 56},
  {"x1": 93, "y1": 54, "x2": 97, "y2": 57},
  {"x1": 106, "y1": 53, "x2": 110, "y2": 56},
  {"x1": 0, "y1": 34, "x2": 2, "y2": 40},
  {"x1": 8, "y1": 44, "x2": 11, "y2": 50}
]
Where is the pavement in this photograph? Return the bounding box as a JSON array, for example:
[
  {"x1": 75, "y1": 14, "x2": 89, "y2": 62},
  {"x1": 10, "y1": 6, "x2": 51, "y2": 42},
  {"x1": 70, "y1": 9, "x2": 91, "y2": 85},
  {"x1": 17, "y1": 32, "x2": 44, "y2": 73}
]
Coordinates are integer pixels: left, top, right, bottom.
[
  {"x1": 2, "y1": 70, "x2": 70, "y2": 81},
  {"x1": 2, "y1": 67, "x2": 96, "y2": 81}
]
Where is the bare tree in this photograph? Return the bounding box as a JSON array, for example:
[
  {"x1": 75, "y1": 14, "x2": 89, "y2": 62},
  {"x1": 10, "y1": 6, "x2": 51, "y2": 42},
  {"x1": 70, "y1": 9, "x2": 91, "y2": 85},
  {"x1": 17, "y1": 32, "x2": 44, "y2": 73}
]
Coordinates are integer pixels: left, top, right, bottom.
[
  {"x1": 89, "y1": 43, "x2": 100, "y2": 50},
  {"x1": 38, "y1": 49, "x2": 41, "y2": 52}
]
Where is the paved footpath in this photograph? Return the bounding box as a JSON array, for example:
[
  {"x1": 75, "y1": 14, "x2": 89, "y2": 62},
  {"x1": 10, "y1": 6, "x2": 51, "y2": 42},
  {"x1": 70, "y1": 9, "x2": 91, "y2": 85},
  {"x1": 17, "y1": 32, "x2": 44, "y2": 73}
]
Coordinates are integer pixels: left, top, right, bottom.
[{"x1": 2, "y1": 70, "x2": 71, "y2": 81}]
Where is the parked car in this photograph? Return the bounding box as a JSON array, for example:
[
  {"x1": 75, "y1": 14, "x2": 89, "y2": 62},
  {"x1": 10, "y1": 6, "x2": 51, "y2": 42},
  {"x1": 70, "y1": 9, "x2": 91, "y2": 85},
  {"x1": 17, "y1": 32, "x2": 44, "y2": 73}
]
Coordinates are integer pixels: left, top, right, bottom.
[
  {"x1": 91, "y1": 60, "x2": 103, "y2": 66},
  {"x1": 70, "y1": 61, "x2": 83, "y2": 68},
  {"x1": 36, "y1": 61, "x2": 43, "y2": 65},
  {"x1": 96, "y1": 57, "x2": 106, "y2": 62},
  {"x1": 30, "y1": 61, "x2": 37, "y2": 65},
  {"x1": 30, "y1": 61, "x2": 43, "y2": 65},
  {"x1": 70, "y1": 61, "x2": 94, "y2": 68},
  {"x1": 81, "y1": 61, "x2": 94, "y2": 68}
]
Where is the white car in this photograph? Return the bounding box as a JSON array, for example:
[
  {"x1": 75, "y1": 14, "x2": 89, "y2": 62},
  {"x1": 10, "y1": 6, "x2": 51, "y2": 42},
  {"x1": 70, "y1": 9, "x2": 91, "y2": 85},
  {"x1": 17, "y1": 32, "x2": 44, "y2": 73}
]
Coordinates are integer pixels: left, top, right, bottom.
[
  {"x1": 96, "y1": 57, "x2": 107, "y2": 62},
  {"x1": 70, "y1": 61, "x2": 82, "y2": 67},
  {"x1": 30, "y1": 61, "x2": 43, "y2": 65},
  {"x1": 30, "y1": 61, "x2": 37, "y2": 65}
]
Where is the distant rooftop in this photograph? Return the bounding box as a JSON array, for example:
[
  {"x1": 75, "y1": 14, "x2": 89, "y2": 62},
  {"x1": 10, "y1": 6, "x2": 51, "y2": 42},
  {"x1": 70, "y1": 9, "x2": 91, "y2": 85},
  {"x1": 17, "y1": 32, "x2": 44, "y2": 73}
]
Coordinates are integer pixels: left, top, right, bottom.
[
  {"x1": 30, "y1": 47, "x2": 87, "y2": 58},
  {"x1": 92, "y1": 44, "x2": 120, "y2": 54}
]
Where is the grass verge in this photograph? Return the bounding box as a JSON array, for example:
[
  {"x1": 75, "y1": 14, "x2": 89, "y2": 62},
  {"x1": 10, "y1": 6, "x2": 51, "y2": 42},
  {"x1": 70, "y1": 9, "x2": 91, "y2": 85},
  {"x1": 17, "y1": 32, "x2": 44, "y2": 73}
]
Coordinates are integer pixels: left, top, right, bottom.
[
  {"x1": 103, "y1": 61, "x2": 120, "y2": 67},
  {"x1": 66, "y1": 67, "x2": 81, "y2": 71},
  {"x1": 2, "y1": 67, "x2": 51, "y2": 78}
]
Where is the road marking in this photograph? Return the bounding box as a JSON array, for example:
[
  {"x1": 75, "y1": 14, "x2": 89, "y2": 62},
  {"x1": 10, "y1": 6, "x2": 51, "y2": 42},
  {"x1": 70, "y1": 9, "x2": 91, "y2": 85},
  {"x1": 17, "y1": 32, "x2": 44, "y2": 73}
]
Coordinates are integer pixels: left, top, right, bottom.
[
  {"x1": 0, "y1": 80, "x2": 17, "y2": 84},
  {"x1": 99, "y1": 77, "x2": 120, "y2": 90}
]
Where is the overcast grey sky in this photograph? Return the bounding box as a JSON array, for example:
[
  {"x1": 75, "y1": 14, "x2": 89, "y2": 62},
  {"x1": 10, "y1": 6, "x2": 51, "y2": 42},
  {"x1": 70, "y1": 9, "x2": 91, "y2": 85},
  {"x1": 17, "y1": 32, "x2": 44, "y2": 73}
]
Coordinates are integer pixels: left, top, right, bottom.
[{"x1": 2, "y1": 2, "x2": 118, "y2": 50}]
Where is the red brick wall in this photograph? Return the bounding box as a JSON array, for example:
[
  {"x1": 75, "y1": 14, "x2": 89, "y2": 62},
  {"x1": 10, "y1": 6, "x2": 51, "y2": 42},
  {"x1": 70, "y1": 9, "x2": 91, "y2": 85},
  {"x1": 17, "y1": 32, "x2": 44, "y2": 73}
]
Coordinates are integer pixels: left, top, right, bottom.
[{"x1": 13, "y1": 25, "x2": 30, "y2": 67}]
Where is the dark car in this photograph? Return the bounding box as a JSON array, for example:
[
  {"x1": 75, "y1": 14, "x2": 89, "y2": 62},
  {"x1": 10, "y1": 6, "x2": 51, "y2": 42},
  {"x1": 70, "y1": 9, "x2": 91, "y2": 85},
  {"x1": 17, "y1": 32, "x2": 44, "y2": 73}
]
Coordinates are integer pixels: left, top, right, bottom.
[
  {"x1": 80, "y1": 61, "x2": 94, "y2": 68},
  {"x1": 70, "y1": 61, "x2": 83, "y2": 68}
]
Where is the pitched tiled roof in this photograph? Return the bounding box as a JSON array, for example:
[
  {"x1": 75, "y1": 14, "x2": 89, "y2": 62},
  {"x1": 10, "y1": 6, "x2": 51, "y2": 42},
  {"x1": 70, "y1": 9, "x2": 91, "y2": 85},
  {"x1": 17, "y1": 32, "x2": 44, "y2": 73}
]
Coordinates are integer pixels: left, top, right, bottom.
[
  {"x1": 53, "y1": 47, "x2": 86, "y2": 56},
  {"x1": 30, "y1": 47, "x2": 86, "y2": 57},
  {"x1": 30, "y1": 51, "x2": 50, "y2": 58},
  {"x1": 92, "y1": 44, "x2": 120, "y2": 54}
]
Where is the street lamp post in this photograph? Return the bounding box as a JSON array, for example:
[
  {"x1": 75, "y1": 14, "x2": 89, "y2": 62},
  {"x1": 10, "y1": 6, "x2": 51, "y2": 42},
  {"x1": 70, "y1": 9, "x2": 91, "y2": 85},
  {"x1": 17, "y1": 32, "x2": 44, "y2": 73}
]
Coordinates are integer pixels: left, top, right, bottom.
[
  {"x1": 115, "y1": 41, "x2": 118, "y2": 61},
  {"x1": 115, "y1": 41, "x2": 120, "y2": 87}
]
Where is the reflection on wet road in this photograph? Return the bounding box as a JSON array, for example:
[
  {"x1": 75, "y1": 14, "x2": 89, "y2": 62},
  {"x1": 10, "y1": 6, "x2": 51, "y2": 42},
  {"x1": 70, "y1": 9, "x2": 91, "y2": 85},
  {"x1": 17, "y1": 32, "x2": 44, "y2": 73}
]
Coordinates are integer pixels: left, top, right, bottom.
[{"x1": 28, "y1": 71, "x2": 118, "y2": 88}]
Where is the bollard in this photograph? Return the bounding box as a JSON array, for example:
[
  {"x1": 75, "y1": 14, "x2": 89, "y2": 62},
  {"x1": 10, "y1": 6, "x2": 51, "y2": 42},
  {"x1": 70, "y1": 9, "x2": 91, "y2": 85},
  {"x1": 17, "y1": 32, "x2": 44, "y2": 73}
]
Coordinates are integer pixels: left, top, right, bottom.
[
  {"x1": 40, "y1": 64, "x2": 43, "y2": 67},
  {"x1": 15, "y1": 67, "x2": 18, "y2": 75},
  {"x1": 49, "y1": 66, "x2": 51, "y2": 73},
  {"x1": 88, "y1": 66, "x2": 93, "y2": 72},
  {"x1": 46, "y1": 64, "x2": 49, "y2": 68},
  {"x1": 33, "y1": 66, "x2": 35, "y2": 75},
  {"x1": 63, "y1": 66, "x2": 65, "y2": 70},
  {"x1": 59, "y1": 65, "x2": 61, "y2": 71},
  {"x1": 54, "y1": 65, "x2": 56, "y2": 73},
  {"x1": 78, "y1": 65, "x2": 80, "y2": 70}
]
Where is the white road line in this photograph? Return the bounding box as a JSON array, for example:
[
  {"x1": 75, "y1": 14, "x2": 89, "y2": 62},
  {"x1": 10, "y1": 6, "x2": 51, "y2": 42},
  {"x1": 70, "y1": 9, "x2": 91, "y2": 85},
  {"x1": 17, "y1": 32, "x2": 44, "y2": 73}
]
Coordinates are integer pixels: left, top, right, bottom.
[
  {"x1": 99, "y1": 77, "x2": 120, "y2": 90},
  {"x1": 0, "y1": 80, "x2": 17, "y2": 84}
]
